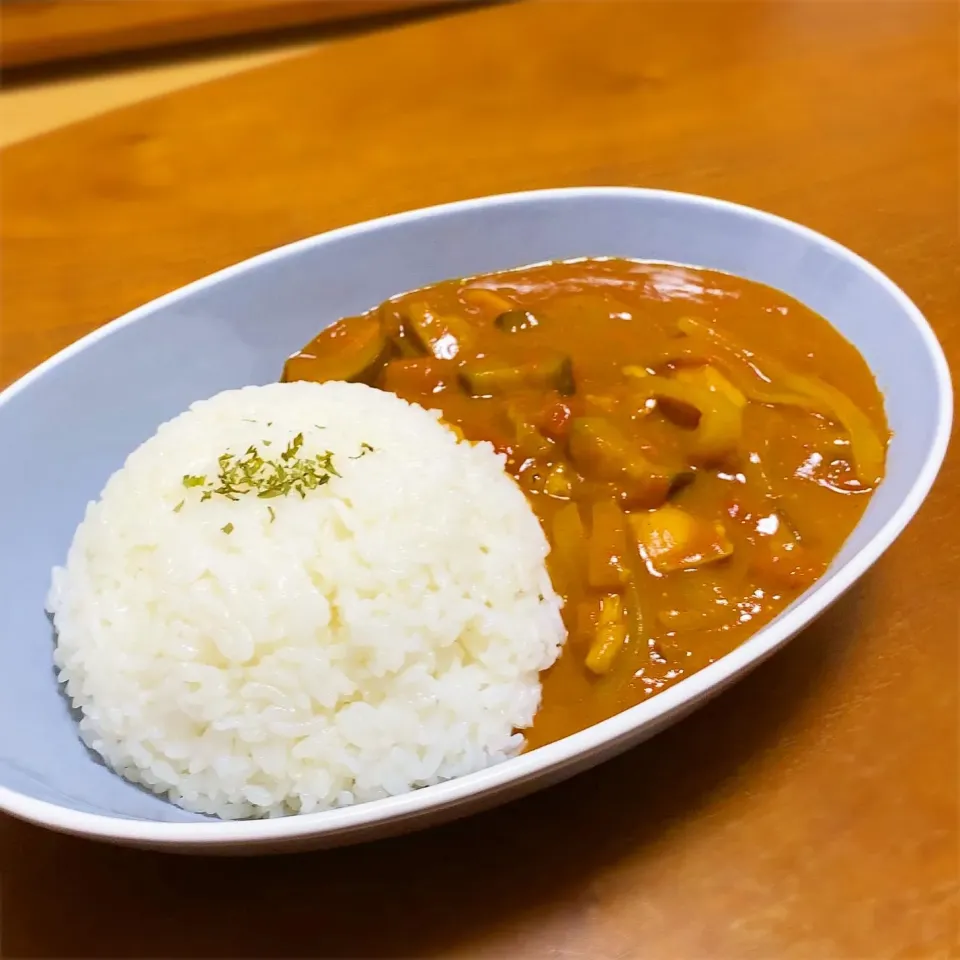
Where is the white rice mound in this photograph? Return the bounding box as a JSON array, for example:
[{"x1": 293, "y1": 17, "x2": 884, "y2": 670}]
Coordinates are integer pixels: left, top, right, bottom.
[{"x1": 48, "y1": 381, "x2": 565, "y2": 820}]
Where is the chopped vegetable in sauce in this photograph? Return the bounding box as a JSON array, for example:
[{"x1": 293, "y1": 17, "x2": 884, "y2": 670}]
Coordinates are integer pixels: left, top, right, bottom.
[
  {"x1": 460, "y1": 353, "x2": 575, "y2": 397},
  {"x1": 282, "y1": 258, "x2": 888, "y2": 748},
  {"x1": 630, "y1": 505, "x2": 734, "y2": 574}
]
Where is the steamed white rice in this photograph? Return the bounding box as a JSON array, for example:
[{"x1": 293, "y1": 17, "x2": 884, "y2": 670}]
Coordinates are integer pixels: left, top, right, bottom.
[{"x1": 48, "y1": 381, "x2": 565, "y2": 819}]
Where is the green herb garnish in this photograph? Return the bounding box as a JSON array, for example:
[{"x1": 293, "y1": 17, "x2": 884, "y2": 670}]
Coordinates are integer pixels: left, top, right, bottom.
[
  {"x1": 350, "y1": 442, "x2": 375, "y2": 460},
  {"x1": 177, "y1": 434, "x2": 368, "y2": 505},
  {"x1": 221, "y1": 522, "x2": 234, "y2": 535},
  {"x1": 267, "y1": 506, "x2": 276, "y2": 524},
  {"x1": 173, "y1": 500, "x2": 185, "y2": 513},
  {"x1": 281, "y1": 432, "x2": 304, "y2": 462}
]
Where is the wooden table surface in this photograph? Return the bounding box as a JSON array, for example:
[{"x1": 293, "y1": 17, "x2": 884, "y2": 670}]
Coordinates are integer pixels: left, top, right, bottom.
[{"x1": 1, "y1": 1, "x2": 957, "y2": 956}]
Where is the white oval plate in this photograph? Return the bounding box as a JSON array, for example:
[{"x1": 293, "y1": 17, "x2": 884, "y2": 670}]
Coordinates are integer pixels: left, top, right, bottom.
[{"x1": 0, "y1": 188, "x2": 950, "y2": 853}]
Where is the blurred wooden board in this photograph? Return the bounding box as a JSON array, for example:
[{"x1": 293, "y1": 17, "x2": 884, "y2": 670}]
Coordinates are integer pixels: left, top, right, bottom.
[
  {"x1": 1, "y1": 1, "x2": 957, "y2": 957},
  {"x1": 0, "y1": 38, "x2": 320, "y2": 147},
  {"x1": 0, "y1": 0, "x2": 450, "y2": 69}
]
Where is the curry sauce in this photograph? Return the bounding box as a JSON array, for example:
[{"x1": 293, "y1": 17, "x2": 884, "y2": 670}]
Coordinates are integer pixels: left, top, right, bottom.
[{"x1": 283, "y1": 259, "x2": 889, "y2": 748}]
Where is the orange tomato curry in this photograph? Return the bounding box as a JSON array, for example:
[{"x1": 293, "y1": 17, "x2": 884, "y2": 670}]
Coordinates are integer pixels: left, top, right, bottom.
[{"x1": 283, "y1": 259, "x2": 889, "y2": 749}]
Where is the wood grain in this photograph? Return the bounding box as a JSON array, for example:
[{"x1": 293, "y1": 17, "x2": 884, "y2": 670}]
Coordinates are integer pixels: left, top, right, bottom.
[
  {"x1": 0, "y1": 0, "x2": 451, "y2": 69},
  {"x1": 1, "y1": 1, "x2": 957, "y2": 957}
]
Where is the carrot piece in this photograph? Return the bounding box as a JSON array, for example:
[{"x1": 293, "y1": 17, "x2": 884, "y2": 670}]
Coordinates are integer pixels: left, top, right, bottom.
[
  {"x1": 586, "y1": 499, "x2": 630, "y2": 591},
  {"x1": 539, "y1": 399, "x2": 573, "y2": 440},
  {"x1": 550, "y1": 502, "x2": 587, "y2": 603},
  {"x1": 574, "y1": 597, "x2": 602, "y2": 648},
  {"x1": 746, "y1": 510, "x2": 822, "y2": 588}
]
